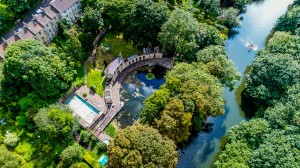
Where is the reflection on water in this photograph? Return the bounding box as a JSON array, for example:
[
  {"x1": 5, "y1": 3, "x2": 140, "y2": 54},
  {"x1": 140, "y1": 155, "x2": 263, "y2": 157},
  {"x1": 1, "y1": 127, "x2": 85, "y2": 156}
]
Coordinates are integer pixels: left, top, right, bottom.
[
  {"x1": 116, "y1": 66, "x2": 166, "y2": 128},
  {"x1": 177, "y1": 0, "x2": 294, "y2": 168}
]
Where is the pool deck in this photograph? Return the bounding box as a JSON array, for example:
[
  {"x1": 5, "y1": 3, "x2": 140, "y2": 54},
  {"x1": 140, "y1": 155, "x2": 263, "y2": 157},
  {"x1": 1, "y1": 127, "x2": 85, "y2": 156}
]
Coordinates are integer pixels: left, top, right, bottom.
[{"x1": 76, "y1": 85, "x2": 107, "y2": 113}]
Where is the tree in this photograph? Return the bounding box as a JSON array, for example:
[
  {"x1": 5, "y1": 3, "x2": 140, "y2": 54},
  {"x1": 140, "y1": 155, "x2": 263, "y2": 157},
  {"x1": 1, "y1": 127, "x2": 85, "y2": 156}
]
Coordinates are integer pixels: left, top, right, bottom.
[
  {"x1": 65, "y1": 36, "x2": 86, "y2": 62},
  {"x1": 34, "y1": 104, "x2": 78, "y2": 141},
  {"x1": 158, "y1": 9, "x2": 199, "y2": 60},
  {"x1": 59, "y1": 143, "x2": 83, "y2": 167},
  {"x1": 2, "y1": 0, "x2": 34, "y2": 13},
  {"x1": 249, "y1": 130, "x2": 300, "y2": 168},
  {"x1": 1, "y1": 40, "x2": 75, "y2": 104},
  {"x1": 140, "y1": 88, "x2": 170, "y2": 124},
  {"x1": 154, "y1": 97, "x2": 192, "y2": 144},
  {"x1": 82, "y1": 7, "x2": 103, "y2": 33},
  {"x1": 0, "y1": 145, "x2": 19, "y2": 168},
  {"x1": 197, "y1": 45, "x2": 241, "y2": 90},
  {"x1": 266, "y1": 31, "x2": 300, "y2": 60},
  {"x1": 218, "y1": 7, "x2": 240, "y2": 28},
  {"x1": 197, "y1": 0, "x2": 220, "y2": 15},
  {"x1": 103, "y1": 0, "x2": 169, "y2": 46},
  {"x1": 108, "y1": 124, "x2": 178, "y2": 168},
  {"x1": 227, "y1": 119, "x2": 270, "y2": 149},
  {"x1": 214, "y1": 142, "x2": 251, "y2": 168},
  {"x1": 4, "y1": 133, "x2": 19, "y2": 147},
  {"x1": 245, "y1": 53, "x2": 300, "y2": 105},
  {"x1": 273, "y1": 5, "x2": 300, "y2": 35},
  {"x1": 80, "y1": 130, "x2": 92, "y2": 143}
]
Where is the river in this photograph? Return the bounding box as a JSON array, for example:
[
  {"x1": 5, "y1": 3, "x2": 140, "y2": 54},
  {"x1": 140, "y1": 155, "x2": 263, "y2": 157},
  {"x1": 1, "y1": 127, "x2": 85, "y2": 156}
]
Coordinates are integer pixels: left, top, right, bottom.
[{"x1": 177, "y1": 0, "x2": 294, "y2": 167}]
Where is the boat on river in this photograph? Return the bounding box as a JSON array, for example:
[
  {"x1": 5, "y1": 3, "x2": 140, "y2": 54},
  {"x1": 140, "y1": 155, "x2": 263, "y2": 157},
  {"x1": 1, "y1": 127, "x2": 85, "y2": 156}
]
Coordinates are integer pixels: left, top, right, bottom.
[{"x1": 245, "y1": 41, "x2": 258, "y2": 51}]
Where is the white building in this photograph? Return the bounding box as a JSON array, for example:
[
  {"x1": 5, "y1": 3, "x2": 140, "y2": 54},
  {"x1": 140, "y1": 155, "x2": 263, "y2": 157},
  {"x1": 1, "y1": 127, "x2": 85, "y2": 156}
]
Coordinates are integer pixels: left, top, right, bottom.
[{"x1": 0, "y1": 0, "x2": 82, "y2": 60}]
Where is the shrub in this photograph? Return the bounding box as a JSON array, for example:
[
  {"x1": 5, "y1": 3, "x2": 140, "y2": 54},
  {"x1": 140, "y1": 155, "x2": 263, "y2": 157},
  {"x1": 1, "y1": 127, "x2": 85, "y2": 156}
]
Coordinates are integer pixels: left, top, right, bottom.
[
  {"x1": 16, "y1": 116, "x2": 27, "y2": 126},
  {"x1": 80, "y1": 130, "x2": 91, "y2": 143},
  {"x1": 146, "y1": 73, "x2": 155, "y2": 80},
  {"x1": 15, "y1": 142, "x2": 33, "y2": 161},
  {"x1": 4, "y1": 133, "x2": 19, "y2": 147},
  {"x1": 97, "y1": 142, "x2": 107, "y2": 152},
  {"x1": 82, "y1": 92, "x2": 87, "y2": 97},
  {"x1": 90, "y1": 85, "x2": 97, "y2": 92}
]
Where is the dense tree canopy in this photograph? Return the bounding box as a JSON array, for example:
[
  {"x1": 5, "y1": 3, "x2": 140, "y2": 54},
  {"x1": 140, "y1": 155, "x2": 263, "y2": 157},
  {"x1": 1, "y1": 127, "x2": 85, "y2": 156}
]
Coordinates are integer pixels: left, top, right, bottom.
[
  {"x1": 197, "y1": 45, "x2": 241, "y2": 90},
  {"x1": 158, "y1": 9, "x2": 223, "y2": 61},
  {"x1": 245, "y1": 53, "x2": 300, "y2": 105},
  {"x1": 216, "y1": 3, "x2": 300, "y2": 166},
  {"x1": 58, "y1": 143, "x2": 83, "y2": 168},
  {"x1": 154, "y1": 97, "x2": 192, "y2": 144},
  {"x1": 103, "y1": 0, "x2": 169, "y2": 46},
  {"x1": 0, "y1": 145, "x2": 20, "y2": 168},
  {"x1": 0, "y1": 40, "x2": 75, "y2": 106},
  {"x1": 81, "y1": 7, "x2": 104, "y2": 33},
  {"x1": 108, "y1": 124, "x2": 178, "y2": 168},
  {"x1": 34, "y1": 104, "x2": 78, "y2": 141}
]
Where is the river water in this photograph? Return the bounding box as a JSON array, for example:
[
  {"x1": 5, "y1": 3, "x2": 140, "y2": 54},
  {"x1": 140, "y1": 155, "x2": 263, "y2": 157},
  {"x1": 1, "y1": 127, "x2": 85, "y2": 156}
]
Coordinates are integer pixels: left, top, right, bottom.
[{"x1": 177, "y1": 0, "x2": 294, "y2": 167}]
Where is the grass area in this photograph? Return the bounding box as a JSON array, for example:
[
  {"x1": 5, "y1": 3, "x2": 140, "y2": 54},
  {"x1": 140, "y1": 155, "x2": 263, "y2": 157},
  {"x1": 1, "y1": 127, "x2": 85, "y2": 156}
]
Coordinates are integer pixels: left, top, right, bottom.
[
  {"x1": 104, "y1": 123, "x2": 117, "y2": 138},
  {"x1": 87, "y1": 69, "x2": 106, "y2": 97},
  {"x1": 96, "y1": 31, "x2": 140, "y2": 70}
]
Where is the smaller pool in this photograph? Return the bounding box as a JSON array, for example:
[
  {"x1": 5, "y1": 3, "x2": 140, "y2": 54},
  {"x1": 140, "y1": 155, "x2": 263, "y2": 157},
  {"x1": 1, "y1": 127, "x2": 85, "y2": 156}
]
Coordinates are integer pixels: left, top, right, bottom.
[{"x1": 66, "y1": 94, "x2": 100, "y2": 124}]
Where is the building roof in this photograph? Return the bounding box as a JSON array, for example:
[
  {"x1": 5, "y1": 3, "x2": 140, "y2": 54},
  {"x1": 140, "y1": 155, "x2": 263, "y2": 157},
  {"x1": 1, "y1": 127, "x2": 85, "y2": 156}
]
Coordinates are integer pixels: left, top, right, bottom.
[
  {"x1": 127, "y1": 54, "x2": 138, "y2": 61},
  {"x1": 36, "y1": 13, "x2": 52, "y2": 26},
  {"x1": 50, "y1": 0, "x2": 78, "y2": 13},
  {"x1": 105, "y1": 57, "x2": 124, "y2": 75},
  {"x1": 26, "y1": 21, "x2": 44, "y2": 35},
  {"x1": 44, "y1": 6, "x2": 59, "y2": 18},
  {"x1": 18, "y1": 28, "x2": 35, "y2": 40}
]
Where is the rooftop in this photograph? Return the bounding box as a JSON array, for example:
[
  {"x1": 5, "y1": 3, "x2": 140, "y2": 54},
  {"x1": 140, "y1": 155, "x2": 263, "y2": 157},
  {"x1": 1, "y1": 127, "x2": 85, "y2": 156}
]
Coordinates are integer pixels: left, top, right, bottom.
[{"x1": 105, "y1": 56, "x2": 124, "y2": 75}]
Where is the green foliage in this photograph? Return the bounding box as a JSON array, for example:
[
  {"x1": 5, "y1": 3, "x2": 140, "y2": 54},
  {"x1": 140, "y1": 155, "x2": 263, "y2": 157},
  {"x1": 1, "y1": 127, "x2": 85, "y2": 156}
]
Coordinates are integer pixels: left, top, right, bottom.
[
  {"x1": 87, "y1": 70, "x2": 106, "y2": 96},
  {"x1": 273, "y1": 5, "x2": 300, "y2": 35},
  {"x1": 34, "y1": 104, "x2": 78, "y2": 141},
  {"x1": 158, "y1": 9, "x2": 223, "y2": 61},
  {"x1": 108, "y1": 124, "x2": 178, "y2": 168},
  {"x1": 83, "y1": 150, "x2": 101, "y2": 168},
  {"x1": 249, "y1": 130, "x2": 300, "y2": 168},
  {"x1": 154, "y1": 97, "x2": 192, "y2": 144},
  {"x1": 266, "y1": 31, "x2": 300, "y2": 60},
  {"x1": 80, "y1": 130, "x2": 92, "y2": 143},
  {"x1": 218, "y1": 7, "x2": 240, "y2": 28},
  {"x1": 103, "y1": 0, "x2": 170, "y2": 46},
  {"x1": 198, "y1": 0, "x2": 220, "y2": 15},
  {"x1": 197, "y1": 45, "x2": 241, "y2": 90},
  {"x1": 59, "y1": 143, "x2": 83, "y2": 167},
  {"x1": 245, "y1": 53, "x2": 300, "y2": 105},
  {"x1": 82, "y1": 6, "x2": 104, "y2": 33},
  {"x1": 145, "y1": 72, "x2": 155, "y2": 80},
  {"x1": 65, "y1": 36, "x2": 86, "y2": 62},
  {"x1": 1, "y1": 40, "x2": 75, "y2": 107},
  {"x1": 16, "y1": 116, "x2": 27, "y2": 127},
  {"x1": 0, "y1": 144, "x2": 20, "y2": 168},
  {"x1": 4, "y1": 132, "x2": 19, "y2": 147},
  {"x1": 214, "y1": 142, "x2": 251, "y2": 168},
  {"x1": 227, "y1": 119, "x2": 270, "y2": 149},
  {"x1": 97, "y1": 142, "x2": 107, "y2": 152},
  {"x1": 104, "y1": 123, "x2": 117, "y2": 138},
  {"x1": 15, "y1": 142, "x2": 33, "y2": 161},
  {"x1": 70, "y1": 162, "x2": 90, "y2": 168},
  {"x1": 140, "y1": 88, "x2": 171, "y2": 124}
]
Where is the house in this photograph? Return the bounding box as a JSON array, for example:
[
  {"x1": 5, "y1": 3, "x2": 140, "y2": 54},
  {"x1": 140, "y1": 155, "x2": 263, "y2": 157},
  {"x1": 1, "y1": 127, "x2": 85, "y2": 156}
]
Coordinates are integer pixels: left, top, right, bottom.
[
  {"x1": 0, "y1": 0, "x2": 82, "y2": 60},
  {"x1": 104, "y1": 57, "x2": 125, "y2": 79}
]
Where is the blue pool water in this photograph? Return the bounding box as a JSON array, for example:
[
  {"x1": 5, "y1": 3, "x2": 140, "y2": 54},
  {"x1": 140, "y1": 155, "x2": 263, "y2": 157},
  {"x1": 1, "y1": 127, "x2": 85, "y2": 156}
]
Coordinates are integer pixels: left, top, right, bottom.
[{"x1": 66, "y1": 94, "x2": 100, "y2": 115}]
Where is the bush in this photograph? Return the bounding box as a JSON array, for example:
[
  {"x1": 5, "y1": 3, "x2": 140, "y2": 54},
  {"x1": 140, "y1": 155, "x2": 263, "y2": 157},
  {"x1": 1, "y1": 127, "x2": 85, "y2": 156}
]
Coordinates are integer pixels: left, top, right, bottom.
[
  {"x1": 90, "y1": 85, "x2": 97, "y2": 92},
  {"x1": 4, "y1": 133, "x2": 19, "y2": 147},
  {"x1": 80, "y1": 130, "x2": 91, "y2": 143},
  {"x1": 15, "y1": 142, "x2": 33, "y2": 161},
  {"x1": 146, "y1": 73, "x2": 155, "y2": 80},
  {"x1": 16, "y1": 116, "x2": 27, "y2": 126},
  {"x1": 82, "y1": 92, "x2": 87, "y2": 97},
  {"x1": 97, "y1": 142, "x2": 107, "y2": 152}
]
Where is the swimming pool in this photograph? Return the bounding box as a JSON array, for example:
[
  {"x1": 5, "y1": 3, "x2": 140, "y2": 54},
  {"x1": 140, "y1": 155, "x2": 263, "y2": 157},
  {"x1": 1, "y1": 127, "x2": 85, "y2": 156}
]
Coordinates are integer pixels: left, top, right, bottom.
[{"x1": 66, "y1": 94, "x2": 100, "y2": 124}]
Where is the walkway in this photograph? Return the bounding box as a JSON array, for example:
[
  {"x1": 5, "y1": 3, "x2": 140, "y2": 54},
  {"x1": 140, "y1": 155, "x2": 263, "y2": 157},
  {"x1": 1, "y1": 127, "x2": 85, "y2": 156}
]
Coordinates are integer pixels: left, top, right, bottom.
[{"x1": 92, "y1": 57, "x2": 173, "y2": 136}]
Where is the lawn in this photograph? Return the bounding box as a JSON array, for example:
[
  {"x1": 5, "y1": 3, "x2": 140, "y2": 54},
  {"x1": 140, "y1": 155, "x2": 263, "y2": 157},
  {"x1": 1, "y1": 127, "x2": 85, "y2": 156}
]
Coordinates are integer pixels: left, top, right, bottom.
[
  {"x1": 104, "y1": 123, "x2": 117, "y2": 138},
  {"x1": 87, "y1": 69, "x2": 106, "y2": 97},
  {"x1": 96, "y1": 32, "x2": 140, "y2": 70}
]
